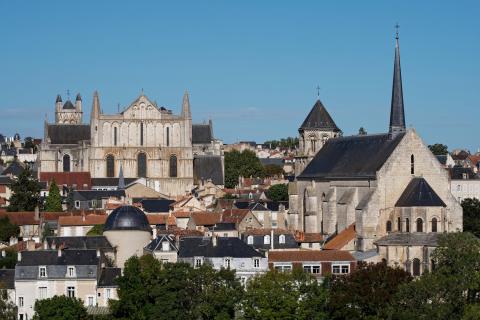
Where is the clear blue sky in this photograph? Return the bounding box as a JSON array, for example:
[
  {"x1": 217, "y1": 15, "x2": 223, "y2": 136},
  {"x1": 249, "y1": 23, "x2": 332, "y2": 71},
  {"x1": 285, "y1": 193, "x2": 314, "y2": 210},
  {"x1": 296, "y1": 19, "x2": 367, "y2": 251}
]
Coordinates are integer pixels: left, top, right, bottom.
[{"x1": 0, "y1": 1, "x2": 478, "y2": 151}]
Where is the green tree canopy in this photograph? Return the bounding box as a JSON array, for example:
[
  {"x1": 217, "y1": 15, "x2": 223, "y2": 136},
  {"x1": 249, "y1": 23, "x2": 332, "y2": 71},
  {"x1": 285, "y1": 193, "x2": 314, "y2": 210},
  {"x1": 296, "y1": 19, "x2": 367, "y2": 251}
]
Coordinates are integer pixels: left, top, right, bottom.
[
  {"x1": 462, "y1": 198, "x2": 480, "y2": 237},
  {"x1": 224, "y1": 150, "x2": 265, "y2": 188},
  {"x1": 241, "y1": 269, "x2": 328, "y2": 320},
  {"x1": 7, "y1": 167, "x2": 40, "y2": 212},
  {"x1": 110, "y1": 255, "x2": 242, "y2": 319},
  {"x1": 44, "y1": 179, "x2": 63, "y2": 212},
  {"x1": 266, "y1": 184, "x2": 288, "y2": 202},
  {"x1": 428, "y1": 143, "x2": 449, "y2": 155},
  {"x1": 0, "y1": 282, "x2": 17, "y2": 320},
  {"x1": 327, "y1": 261, "x2": 412, "y2": 319},
  {"x1": 33, "y1": 295, "x2": 88, "y2": 320},
  {"x1": 264, "y1": 137, "x2": 299, "y2": 149},
  {"x1": 0, "y1": 249, "x2": 17, "y2": 269},
  {"x1": 86, "y1": 224, "x2": 104, "y2": 236},
  {"x1": 0, "y1": 217, "x2": 19, "y2": 242},
  {"x1": 263, "y1": 164, "x2": 284, "y2": 177}
]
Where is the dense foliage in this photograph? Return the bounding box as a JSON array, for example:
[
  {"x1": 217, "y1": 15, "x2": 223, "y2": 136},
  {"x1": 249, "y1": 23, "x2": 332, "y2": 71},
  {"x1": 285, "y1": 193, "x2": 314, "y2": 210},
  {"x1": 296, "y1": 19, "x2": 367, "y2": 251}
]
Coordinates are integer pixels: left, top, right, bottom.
[
  {"x1": 44, "y1": 179, "x2": 63, "y2": 212},
  {"x1": 0, "y1": 285, "x2": 17, "y2": 320},
  {"x1": 86, "y1": 224, "x2": 104, "y2": 236},
  {"x1": 266, "y1": 184, "x2": 289, "y2": 202},
  {"x1": 0, "y1": 217, "x2": 19, "y2": 242},
  {"x1": 7, "y1": 167, "x2": 40, "y2": 212},
  {"x1": 428, "y1": 143, "x2": 449, "y2": 155},
  {"x1": 263, "y1": 164, "x2": 284, "y2": 177},
  {"x1": 0, "y1": 249, "x2": 17, "y2": 269},
  {"x1": 224, "y1": 150, "x2": 265, "y2": 188},
  {"x1": 263, "y1": 137, "x2": 299, "y2": 149},
  {"x1": 462, "y1": 198, "x2": 480, "y2": 237},
  {"x1": 33, "y1": 295, "x2": 88, "y2": 320}
]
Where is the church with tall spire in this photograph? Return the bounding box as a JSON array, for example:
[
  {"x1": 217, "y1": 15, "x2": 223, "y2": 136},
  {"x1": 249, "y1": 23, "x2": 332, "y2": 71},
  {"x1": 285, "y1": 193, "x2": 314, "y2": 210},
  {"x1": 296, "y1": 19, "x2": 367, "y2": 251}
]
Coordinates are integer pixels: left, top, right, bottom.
[
  {"x1": 39, "y1": 91, "x2": 224, "y2": 197},
  {"x1": 288, "y1": 30, "x2": 462, "y2": 276}
]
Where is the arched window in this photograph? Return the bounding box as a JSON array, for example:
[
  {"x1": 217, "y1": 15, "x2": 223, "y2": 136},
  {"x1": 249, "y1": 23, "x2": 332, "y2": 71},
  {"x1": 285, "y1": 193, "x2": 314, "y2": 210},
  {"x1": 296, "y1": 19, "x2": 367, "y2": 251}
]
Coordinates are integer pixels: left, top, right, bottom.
[
  {"x1": 106, "y1": 155, "x2": 115, "y2": 178},
  {"x1": 410, "y1": 154, "x2": 415, "y2": 175},
  {"x1": 397, "y1": 217, "x2": 402, "y2": 232},
  {"x1": 114, "y1": 127, "x2": 117, "y2": 146},
  {"x1": 406, "y1": 218, "x2": 410, "y2": 233},
  {"x1": 140, "y1": 123, "x2": 144, "y2": 146},
  {"x1": 386, "y1": 221, "x2": 392, "y2": 232},
  {"x1": 63, "y1": 154, "x2": 71, "y2": 172},
  {"x1": 166, "y1": 127, "x2": 170, "y2": 146},
  {"x1": 432, "y1": 217, "x2": 438, "y2": 232},
  {"x1": 412, "y1": 258, "x2": 421, "y2": 276},
  {"x1": 137, "y1": 153, "x2": 147, "y2": 178},
  {"x1": 264, "y1": 235, "x2": 270, "y2": 245},
  {"x1": 279, "y1": 235, "x2": 286, "y2": 244},
  {"x1": 247, "y1": 236, "x2": 253, "y2": 245},
  {"x1": 169, "y1": 154, "x2": 177, "y2": 177},
  {"x1": 416, "y1": 218, "x2": 423, "y2": 232}
]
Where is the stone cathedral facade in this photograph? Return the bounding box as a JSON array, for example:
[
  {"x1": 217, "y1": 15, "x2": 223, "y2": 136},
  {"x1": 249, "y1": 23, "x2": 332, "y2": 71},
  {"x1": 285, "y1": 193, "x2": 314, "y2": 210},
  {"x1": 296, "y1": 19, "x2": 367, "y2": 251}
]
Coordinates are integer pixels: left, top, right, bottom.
[{"x1": 39, "y1": 91, "x2": 223, "y2": 198}]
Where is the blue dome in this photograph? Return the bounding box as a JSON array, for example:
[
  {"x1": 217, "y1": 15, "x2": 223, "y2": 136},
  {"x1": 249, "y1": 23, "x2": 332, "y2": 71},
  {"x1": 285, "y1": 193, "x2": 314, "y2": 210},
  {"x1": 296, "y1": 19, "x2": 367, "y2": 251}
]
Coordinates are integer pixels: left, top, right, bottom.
[{"x1": 104, "y1": 206, "x2": 151, "y2": 232}]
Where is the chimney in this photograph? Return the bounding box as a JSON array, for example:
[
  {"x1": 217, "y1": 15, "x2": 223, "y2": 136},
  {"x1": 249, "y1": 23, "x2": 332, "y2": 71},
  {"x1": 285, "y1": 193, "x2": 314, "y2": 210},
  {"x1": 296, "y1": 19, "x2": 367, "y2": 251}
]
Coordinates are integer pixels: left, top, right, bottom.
[
  {"x1": 175, "y1": 235, "x2": 180, "y2": 249},
  {"x1": 43, "y1": 241, "x2": 48, "y2": 250},
  {"x1": 34, "y1": 206, "x2": 40, "y2": 221},
  {"x1": 271, "y1": 229, "x2": 274, "y2": 250},
  {"x1": 17, "y1": 252, "x2": 21, "y2": 262},
  {"x1": 152, "y1": 228, "x2": 157, "y2": 239},
  {"x1": 96, "y1": 249, "x2": 101, "y2": 258},
  {"x1": 51, "y1": 241, "x2": 56, "y2": 250},
  {"x1": 212, "y1": 235, "x2": 217, "y2": 247},
  {"x1": 27, "y1": 239, "x2": 35, "y2": 251},
  {"x1": 58, "y1": 246, "x2": 63, "y2": 257}
]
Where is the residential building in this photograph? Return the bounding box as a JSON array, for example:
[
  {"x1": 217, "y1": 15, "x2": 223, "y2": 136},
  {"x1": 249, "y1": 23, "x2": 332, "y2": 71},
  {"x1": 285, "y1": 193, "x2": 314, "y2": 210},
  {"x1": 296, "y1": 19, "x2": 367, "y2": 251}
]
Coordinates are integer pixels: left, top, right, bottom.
[{"x1": 144, "y1": 234, "x2": 178, "y2": 263}]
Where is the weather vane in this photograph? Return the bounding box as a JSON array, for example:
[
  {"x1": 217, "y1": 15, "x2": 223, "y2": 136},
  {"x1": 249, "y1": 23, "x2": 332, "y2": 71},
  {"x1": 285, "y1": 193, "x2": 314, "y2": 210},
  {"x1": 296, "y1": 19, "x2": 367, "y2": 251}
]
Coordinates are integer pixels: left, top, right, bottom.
[{"x1": 395, "y1": 23, "x2": 400, "y2": 39}]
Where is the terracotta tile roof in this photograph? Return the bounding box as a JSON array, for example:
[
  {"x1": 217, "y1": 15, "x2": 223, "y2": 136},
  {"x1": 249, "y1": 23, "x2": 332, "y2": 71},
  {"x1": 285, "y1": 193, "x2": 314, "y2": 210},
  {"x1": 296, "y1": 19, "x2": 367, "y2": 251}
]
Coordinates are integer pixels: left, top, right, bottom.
[
  {"x1": 295, "y1": 232, "x2": 324, "y2": 243},
  {"x1": 0, "y1": 212, "x2": 41, "y2": 225},
  {"x1": 147, "y1": 214, "x2": 176, "y2": 226},
  {"x1": 58, "y1": 214, "x2": 107, "y2": 226},
  {"x1": 173, "y1": 211, "x2": 191, "y2": 218},
  {"x1": 39, "y1": 172, "x2": 91, "y2": 190},
  {"x1": 323, "y1": 224, "x2": 356, "y2": 250},
  {"x1": 190, "y1": 212, "x2": 222, "y2": 226},
  {"x1": 244, "y1": 228, "x2": 292, "y2": 236},
  {"x1": 158, "y1": 228, "x2": 204, "y2": 237},
  {"x1": 221, "y1": 208, "x2": 250, "y2": 223},
  {"x1": 268, "y1": 249, "x2": 355, "y2": 263}
]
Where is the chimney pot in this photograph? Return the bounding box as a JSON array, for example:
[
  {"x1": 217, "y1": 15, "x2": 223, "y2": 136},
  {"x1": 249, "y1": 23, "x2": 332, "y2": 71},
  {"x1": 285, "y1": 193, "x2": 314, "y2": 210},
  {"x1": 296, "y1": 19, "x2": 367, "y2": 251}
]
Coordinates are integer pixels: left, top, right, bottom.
[
  {"x1": 17, "y1": 252, "x2": 21, "y2": 262},
  {"x1": 58, "y1": 248, "x2": 62, "y2": 257},
  {"x1": 96, "y1": 249, "x2": 101, "y2": 258}
]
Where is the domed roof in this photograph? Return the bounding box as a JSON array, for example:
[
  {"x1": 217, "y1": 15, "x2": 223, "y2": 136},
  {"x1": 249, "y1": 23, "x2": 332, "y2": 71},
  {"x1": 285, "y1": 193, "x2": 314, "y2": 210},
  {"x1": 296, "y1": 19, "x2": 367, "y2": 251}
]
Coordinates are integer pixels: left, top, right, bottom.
[
  {"x1": 104, "y1": 206, "x2": 151, "y2": 232},
  {"x1": 63, "y1": 100, "x2": 75, "y2": 110}
]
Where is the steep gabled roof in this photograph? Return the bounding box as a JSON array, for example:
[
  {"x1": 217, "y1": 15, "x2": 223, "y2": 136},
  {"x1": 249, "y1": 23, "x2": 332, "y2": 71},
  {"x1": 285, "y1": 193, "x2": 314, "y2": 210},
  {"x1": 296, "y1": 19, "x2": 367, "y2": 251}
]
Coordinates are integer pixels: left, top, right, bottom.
[
  {"x1": 192, "y1": 124, "x2": 213, "y2": 144},
  {"x1": 47, "y1": 124, "x2": 90, "y2": 145},
  {"x1": 300, "y1": 99, "x2": 340, "y2": 132},
  {"x1": 395, "y1": 177, "x2": 446, "y2": 207},
  {"x1": 298, "y1": 133, "x2": 405, "y2": 180},
  {"x1": 323, "y1": 224, "x2": 356, "y2": 250}
]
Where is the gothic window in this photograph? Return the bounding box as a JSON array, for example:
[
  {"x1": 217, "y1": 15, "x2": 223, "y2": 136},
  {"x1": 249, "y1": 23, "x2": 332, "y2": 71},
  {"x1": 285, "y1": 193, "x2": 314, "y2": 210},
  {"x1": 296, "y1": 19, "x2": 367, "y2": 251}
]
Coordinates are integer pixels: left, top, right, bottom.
[
  {"x1": 169, "y1": 154, "x2": 177, "y2": 178},
  {"x1": 410, "y1": 154, "x2": 415, "y2": 175},
  {"x1": 137, "y1": 152, "x2": 147, "y2": 178},
  {"x1": 140, "y1": 123, "x2": 144, "y2": 146},
  {"x1": 416, "y1": 218, "x2": 423, "y2": 232},
  {"x1": 397, "y1": 217, "x2": 402, "y2": 232},
  {"x1": 166, "y1": 127, "x2": 170, "y2": 146},
  {"x1": 432, "y1": 217, "x2": 438, "y2": 232},
  {"x1": 106, "y1": 155, "x2": 115, "y2": 178},
  {"x1": 412, "y1": 258, "x2": 421, "y2": 276},
  {"x1": 114, "y1": 127, "x2": 117, "y2": 146},
  {"x1": 63, "y1": 154, "x2": 71, "y2": 172},
  {"x1": 406, "y1": 218, "x2": 410, "y2": 233},
  {"x1": 386, "y1": 220, "x2": 392, "y2": 232}
]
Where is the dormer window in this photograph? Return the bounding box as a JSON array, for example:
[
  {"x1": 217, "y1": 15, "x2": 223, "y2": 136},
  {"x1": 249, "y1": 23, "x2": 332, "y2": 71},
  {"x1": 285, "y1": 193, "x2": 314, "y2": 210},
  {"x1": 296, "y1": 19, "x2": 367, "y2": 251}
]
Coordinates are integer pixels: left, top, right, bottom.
[
  {"x1": 39, "y1": 266, "x2": 47, "y2": 278},
  {"x1": 279, "y1": 235, "x2": 286, "y2": 244},
  {"x1": 264, "y1": 235, "x2": 271, "y2": 245},
  {"x1": 161, "y1": 241, "x2": 170, "y2": 252},
  {"x1": 67, "y1": 266, "x2": 76, "y2": 277},
  {"x1": 247, "y1": 235, "x2": 253, "y2": 245}
]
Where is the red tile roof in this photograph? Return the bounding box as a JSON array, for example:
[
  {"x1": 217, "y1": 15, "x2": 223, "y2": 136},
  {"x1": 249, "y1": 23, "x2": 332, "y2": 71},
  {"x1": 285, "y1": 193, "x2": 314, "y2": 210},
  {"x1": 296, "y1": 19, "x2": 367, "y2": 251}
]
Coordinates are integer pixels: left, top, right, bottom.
[
  {"x1": 323, "y1": 224, "x2": 356, "y2": 250},
  {"x1": 173, "y1": 211, "x2": 191, "y2": 218},
  {"x1": 40, "y1": 172, "x2": 91, "y2": 190},
  {"x1": 190, "y1": 212, "x2": 222, "y2": 226},
  {"x1": 295, "y1": 232, "x2": 324, "y2": 243},
  {"x1": 58, "y1": 214, "x2": 107, "y2": 226},
  {"x1": 221, "y1": 209, "x2": 250, "y2": 223},
  {"x1": 268, "y1": 250, "x2": 355, "y2": 262},
  {"x1": 147, "y1": 214, "x2": 176, "y2": 226}
]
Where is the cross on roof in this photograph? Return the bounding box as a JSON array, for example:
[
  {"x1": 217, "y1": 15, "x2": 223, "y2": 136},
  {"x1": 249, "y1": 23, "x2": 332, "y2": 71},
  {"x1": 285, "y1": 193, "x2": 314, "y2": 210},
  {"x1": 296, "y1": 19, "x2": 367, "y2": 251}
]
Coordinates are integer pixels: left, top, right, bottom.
[
  {"x1": 395, "y1": 23, "x2": 400, "y2": 39},
  {"x1": 316, "y1": 85, "x2": 321, "y2": 98}
]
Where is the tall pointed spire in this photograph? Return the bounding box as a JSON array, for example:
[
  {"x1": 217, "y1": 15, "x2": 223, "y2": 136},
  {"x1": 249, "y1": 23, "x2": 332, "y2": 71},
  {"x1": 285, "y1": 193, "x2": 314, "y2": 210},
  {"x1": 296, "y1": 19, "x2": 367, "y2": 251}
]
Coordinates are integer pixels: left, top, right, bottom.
[
  {"x1": 118, "y1": 164, "x2": 125, "y2": 190},
  {"x1": 181, "y1": 90, "x2": 191, "y2": 118},
  {"x1": 91, "y1": 91, "x2": 101, "y2": 119},
  {"x1": 389, "y1": 24, "x2": 406, "y2": 136}
]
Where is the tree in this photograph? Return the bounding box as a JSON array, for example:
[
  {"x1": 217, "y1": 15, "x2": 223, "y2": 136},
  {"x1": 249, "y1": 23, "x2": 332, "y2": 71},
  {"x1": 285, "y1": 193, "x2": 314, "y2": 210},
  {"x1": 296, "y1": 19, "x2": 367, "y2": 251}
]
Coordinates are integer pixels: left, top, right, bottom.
[
  {"x1": 110, "y1": 255, "x2": 242, "y2": 319},
  {"x1": 87, "y1": 224, "x2": 104, "y2": 236},
  {"x1": 392, "y1": 232, "x2": 480, "y2": 320},
  {"x1": 428, "y1": 143, "x2": 448, "y2": 155},
  {"x1": 263, "y1": 164, "x2": 284, "y2": 177},
  {"x1": 241, "y1": 269, "x2": 328, "y2": 320},
  {"x1": 462, "y1": 198, "x2": 480, "y2": 237},
  {"x1": 327, "y1": 261, "x2": 412, "y2": 320},
  {"x1": 44, "y1": 179, "x2": 63, "y2": 212},
  {"x1": 224, "y1": 150, "x2": 265, "y2": 188},
  {"x1": 23, "y1": 137, "x2": 37, "y2": 152},
  {"x1": 33, "y1": 295, "x2": 88, "y2": 320},
  {"x1": 7, "y1": 167, "x2": 40, "y2": 212},
  {"x1": 0, "y1": 282, "x2": 17, "y2": 320},
  {"x1": 358, "y1": 127, "x2": 367, "y2": 135},
  {"x1": 41, "y1": 223, "x2": 53, "y2": 242},
  {"x1": 0, "y1": 249, "x2": 17, "y2": 269},
  {"x1": 266, "y1": 184, "x2": 288, "y2": 202},
  {"x1": 264, "y1": 137, "x2": 299, "y2": 150},
  {"x1": 66, "y1": 187, "x2": 75, "y2": 211},
  {"x1": 0, "y1": 218, "x2": 19, "y2": 242}
]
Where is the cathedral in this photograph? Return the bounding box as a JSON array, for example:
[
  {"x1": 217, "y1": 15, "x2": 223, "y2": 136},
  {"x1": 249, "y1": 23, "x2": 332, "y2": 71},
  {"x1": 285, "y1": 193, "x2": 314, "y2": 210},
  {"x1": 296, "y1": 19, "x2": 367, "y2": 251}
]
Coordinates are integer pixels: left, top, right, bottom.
[
  {"x1": 39, "y1": 91, "x2": 223, "y2": 198},
  {"x1": 289, "y1": 33, "x2": 462, "y2": 274}
]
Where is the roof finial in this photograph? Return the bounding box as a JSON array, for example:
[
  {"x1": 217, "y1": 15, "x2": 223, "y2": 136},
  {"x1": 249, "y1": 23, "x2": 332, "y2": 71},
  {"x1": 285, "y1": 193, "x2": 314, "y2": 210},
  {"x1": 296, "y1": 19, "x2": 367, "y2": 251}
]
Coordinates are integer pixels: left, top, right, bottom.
[
  {"x1": 316, "y1": 85, "x2": 321, "y2": 98},
  {"x1": 395, "y1": 23, "x2": 400, "y2": 40}
]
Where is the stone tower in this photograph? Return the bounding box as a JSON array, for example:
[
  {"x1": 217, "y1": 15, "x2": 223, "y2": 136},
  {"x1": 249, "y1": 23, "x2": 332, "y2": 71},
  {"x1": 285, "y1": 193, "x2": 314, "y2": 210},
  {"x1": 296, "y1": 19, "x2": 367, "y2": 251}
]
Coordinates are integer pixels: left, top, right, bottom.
[{"x1": 55, "y1": 93, "x2": 83, "y2": 124}]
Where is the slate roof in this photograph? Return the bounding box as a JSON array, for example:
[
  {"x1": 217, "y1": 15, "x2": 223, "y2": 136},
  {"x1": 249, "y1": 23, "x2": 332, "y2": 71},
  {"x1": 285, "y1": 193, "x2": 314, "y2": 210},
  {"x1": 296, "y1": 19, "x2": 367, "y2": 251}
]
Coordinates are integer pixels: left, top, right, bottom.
[
  {"x1": 192, "y1": 124, "x2": 213, "y2": 144},
  {"x1": 91, "y1": 178, "x2": 138, "y2": 187},
  {"x1": 0, "y1": 175, "x2": 12, "y2": 185},
  {"x1": 449, "y1": 166, "x2": 478, "y2": 180},
  {"x1": 265, "y1": 201, "x2": 289, "y2": 211},
  {"x1": 0, "y1": 269, "x2": 15, "y2": 289},
  {"x1": 178, "y1": 237, "x2": 263, "y2": 258},
  {"x1": 395, "y1": 178, "x2": 446, "y2": 207},
  {"x1": 2, "y1": 161, "x2": 25, "y2": 176},
  {"x1": 268, "y1": 250, "x2": 355, "y2": 262},
  {"x1": 73, "y1": 190, "x2": 125, "y2": 201},
  {"x1": 435, "y1": 155, "x2": 447, "y2": 165},
  {"x1": 375, "y1": 232, "x2": 440, "y2": 246},
  {"x1": 144, "y1": 234, "x2": 178, "y2": 252},
  {"x1": 47, "y1": 124, "x2": 90, "y2": 144},
  {"x1": 298, "y1": 133, "x2": 405, "y2": 180},
  {"x1": 141, "y1": 199, "x2": 175, "y2": 213},
  {"x1": 242, "y1": 229, "x2": 299, "y2": 250},
  {"x1": 211, "y1": 222, "x2": 236, "y2": 231},
  {"x1": 193, "y1": 155, "x2": 224, "y2": 185},
  {"x1": 17, "y1": 249, "x2": 99, "y2": 266},
  {"x1": 260, "y1": 158, "x2": 284, "y2": 167},
  {"x1": 63, "y1": 100, "x2": 75, "y2": 109},
  {"x1": 98, "y1": 268, "x2": 121, "y2": 287},
  {"x1": 104, "y1": 205, "x2": 151, "y2": 232},
  {"x1": 45, "y1": 236, "x2": 113, "y2": 250},
  {"x1": 300, "y1": 99, "x2": 341, "y2": 132}
]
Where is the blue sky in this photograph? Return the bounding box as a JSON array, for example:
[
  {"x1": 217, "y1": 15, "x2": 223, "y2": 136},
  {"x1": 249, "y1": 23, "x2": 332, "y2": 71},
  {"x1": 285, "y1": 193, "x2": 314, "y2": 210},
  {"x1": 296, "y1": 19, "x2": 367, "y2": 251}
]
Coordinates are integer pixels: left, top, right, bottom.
[{"x1": 0, "y1": 1, "x2": 478, "y2": 151}]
